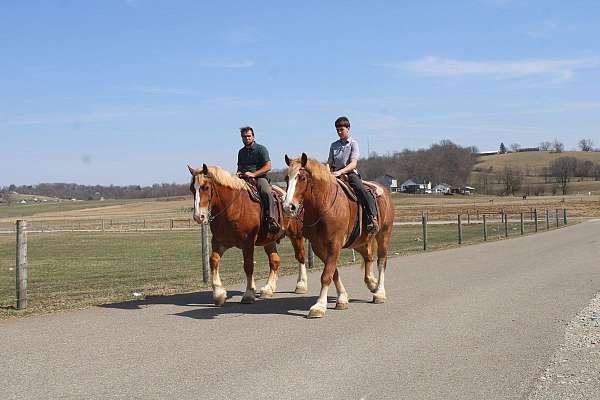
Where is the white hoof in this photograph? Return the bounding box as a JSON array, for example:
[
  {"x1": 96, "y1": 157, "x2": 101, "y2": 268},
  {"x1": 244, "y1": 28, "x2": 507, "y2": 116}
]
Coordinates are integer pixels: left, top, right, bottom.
[
  {"x1": 213, "y1": 288, "x2": 227, "y2": 306},
  {"x1": 365, "y1": 277, "x2": 378, "y2": 293},
  {"x1": 373, "y1": 291, "x2": 386, "y2": 304},
  {"x1": 307, "y1": 305, "x2": 326, "y2": 318},
  {"x1": 295, "y1": 282, "x2": 308, "y2": 294},
  {"x1": 260, "y1": 285, "x2": 274, "y2": 299}
]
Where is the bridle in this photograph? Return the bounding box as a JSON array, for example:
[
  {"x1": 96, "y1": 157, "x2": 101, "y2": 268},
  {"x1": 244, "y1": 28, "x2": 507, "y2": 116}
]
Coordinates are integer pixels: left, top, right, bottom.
[
  {"x1": 290, "y1": 168, "x2": 340, "y2": 228},
  {"x1": 194, "y1": 174, "x2": 243, "y2": 223}
]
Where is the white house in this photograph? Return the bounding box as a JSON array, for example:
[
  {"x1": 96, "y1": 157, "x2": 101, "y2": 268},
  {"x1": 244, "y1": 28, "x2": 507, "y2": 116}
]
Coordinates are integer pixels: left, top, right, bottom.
[
  {"x1": 432, "y1": 183, "x2": 450, "y2": 194},
  {"x1": 400, "y1": 179, "x2": 432, "y2": 193}
]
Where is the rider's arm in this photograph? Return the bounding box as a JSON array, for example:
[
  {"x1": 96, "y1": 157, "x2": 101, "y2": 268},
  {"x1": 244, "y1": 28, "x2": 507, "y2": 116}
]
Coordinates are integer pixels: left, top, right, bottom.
[
  {"x1": 252, "y1": 160, "x2": 272, "y2": 177},
  {"x1": 334, "y1": 159, "x2": 357, "y2": 175}
]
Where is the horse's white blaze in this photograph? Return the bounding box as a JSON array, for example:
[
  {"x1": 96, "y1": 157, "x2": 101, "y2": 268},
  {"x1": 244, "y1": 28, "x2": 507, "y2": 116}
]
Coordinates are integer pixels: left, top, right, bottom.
[
  {"x1": 193, "y1": 182, "x2": 208, "y2": 220},
  {"x1": 283, "y1": 172, "x2": 298, "y2": 211}
]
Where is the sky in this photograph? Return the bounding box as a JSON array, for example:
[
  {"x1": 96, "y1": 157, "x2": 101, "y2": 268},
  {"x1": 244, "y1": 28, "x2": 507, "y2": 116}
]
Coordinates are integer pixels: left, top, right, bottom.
[{"x1": 2, "y1": 0, "x2": 600, "y2": 186}]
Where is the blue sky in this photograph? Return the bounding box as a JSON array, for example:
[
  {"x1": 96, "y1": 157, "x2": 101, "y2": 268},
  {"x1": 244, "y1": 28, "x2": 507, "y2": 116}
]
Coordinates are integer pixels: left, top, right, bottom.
[{"x1": 2, "y1": 0, "x2": 600, "y2": 186}]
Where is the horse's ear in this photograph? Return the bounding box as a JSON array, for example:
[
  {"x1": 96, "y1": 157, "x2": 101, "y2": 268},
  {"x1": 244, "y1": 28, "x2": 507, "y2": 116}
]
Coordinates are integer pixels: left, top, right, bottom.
[
  {"x1": 202, "y1": 164, "x2": 209, "y2": 175},
  {"x1": 187, "y1": 164, "x2": 196, "y2": 175},
  {"x1": 301, "y1": 153, "x2": 308, "y2": 167},
  {"x1": 285, "y1": 154, "x2": 290, "y2": 166}
]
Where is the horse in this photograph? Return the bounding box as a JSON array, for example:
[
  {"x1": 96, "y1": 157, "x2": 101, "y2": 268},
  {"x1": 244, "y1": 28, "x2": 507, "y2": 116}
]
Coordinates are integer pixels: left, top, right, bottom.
[
  {"x1": 282, "y1": 153, "x2": 395, "y2": 318},
  {"x1": 188, "y1": 164, "x2": 308, "y2": 305}
]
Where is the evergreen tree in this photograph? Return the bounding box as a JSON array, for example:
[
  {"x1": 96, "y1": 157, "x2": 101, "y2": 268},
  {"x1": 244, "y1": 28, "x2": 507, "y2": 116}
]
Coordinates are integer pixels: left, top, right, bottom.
[{"x1": 499, "y1": 142, "x2": 507, "y2": 154}]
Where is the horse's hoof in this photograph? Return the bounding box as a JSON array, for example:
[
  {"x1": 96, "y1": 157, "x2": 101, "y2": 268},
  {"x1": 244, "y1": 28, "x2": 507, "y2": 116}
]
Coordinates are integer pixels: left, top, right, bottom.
[
  {"x1": 307, "y1": 307, "x2": 326, "y2": 319},
  {"x1": 335, "y1": 301, "x2": 349, "y2": 310},
  {"x1": 241, "y1": 295, "x2": 256, "y2": 304},
  {"x1": 214, "y1": 295, "x2": 226, "y2": 306},
  {"x1": 260, "y1": 288, "x2": 274, "y2": 298},
  {"x1": 373, "y1": 293, "x2": 386, "y2": 304},
  {"x1": 294, "y1": 285, "x2": 308, "y2": 294},
  {"x1": 365, "y1": 278, "x2": 378, "y2": 293}
]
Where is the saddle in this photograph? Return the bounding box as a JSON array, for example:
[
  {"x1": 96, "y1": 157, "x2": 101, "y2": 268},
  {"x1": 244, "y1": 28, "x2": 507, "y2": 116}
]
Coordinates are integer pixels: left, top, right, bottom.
[
  {"x1": 244, "y1": 178, "x2": 286, "y2": 236},
  {"x1": 335, "y1": 175, "x2": 384, "y2": 248}
]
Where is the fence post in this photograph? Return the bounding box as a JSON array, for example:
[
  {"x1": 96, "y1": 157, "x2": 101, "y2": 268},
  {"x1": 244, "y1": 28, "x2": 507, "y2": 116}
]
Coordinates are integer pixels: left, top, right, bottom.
[
  {"x1": 563, "y1": 208, "x2": 567, "y2": 225},
  {"x1": 483, "y1": 214, "x2": 487, "y2": 241},
  {"x1": 520, "y1": 212, "x2": 524, "y2": 235},
  {"x1": 16, "y1": 220, "x2": 28, "y2": 310},
  {"x1": 352, "y1": 249, "x2": 356, "y2": 263},
  {"x1": 555, "y1": 209, "x2": 559, "y2": 228},
  {"x1": 534, "y1": 209, "x2": 538, "y2": 232},
  {"x1": 101, "y1": 218, "x2": 105, "y2": 232},
  {"x1": 170, "y1": 219, "x2": 174, "y2": 231},
  {"x1": 422, "y1": 212, "x2": 428, "y2": 251},
  {"x1": 467, "y1": 212, "x2": 470, "y2": 225},
  {"x1": 307, "y1": 239, "x2": 315, "y2": 269},
  {"x1": 200, "y1": 223, "x2": 210, "y2": 284},
  {"x1": 457, "y1": 214, "x2": 462, "y2": 244},
  {"x1": 546, "y1": 209, "x2": 550, "y2": 230},
  {"x1": 504, "y1": 212, "x2": 508, "y2": 238}
]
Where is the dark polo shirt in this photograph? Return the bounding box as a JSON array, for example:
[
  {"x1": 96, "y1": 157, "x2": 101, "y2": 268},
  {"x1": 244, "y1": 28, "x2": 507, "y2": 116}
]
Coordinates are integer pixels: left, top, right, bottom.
[{"x1": 237, "y1": 142, "x2": 270, "y2": 178}]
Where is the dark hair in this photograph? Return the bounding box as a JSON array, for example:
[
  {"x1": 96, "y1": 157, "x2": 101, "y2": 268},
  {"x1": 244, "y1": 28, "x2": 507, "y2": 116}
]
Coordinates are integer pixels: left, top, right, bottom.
[
  {"x1": 334, "y1": 116, "x2": 350, "y2": 128},
  {"x1": 240, "y1": 126, "x2": 254, "y2": 136}
]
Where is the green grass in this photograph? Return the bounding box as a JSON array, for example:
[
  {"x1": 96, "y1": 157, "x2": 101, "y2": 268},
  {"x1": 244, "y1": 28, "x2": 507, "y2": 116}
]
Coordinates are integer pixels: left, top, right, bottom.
[
  {"x1": 0, "y1": 218, "x2": 570, "y2": 319},
  {"x1": 0, "y1": 199, "x2": 139, "y2": 219}
]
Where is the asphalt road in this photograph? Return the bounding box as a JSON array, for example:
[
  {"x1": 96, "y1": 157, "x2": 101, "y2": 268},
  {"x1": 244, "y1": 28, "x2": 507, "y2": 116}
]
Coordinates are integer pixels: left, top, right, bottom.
[{"x1": 2, "y1": 221, "x2": 600, "y2": 400}]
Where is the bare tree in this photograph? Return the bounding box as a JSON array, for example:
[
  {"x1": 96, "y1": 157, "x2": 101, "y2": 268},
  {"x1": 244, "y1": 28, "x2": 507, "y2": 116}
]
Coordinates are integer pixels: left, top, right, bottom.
[
  {"x1": 552, "y1": 139, "x2": 564, "y2": 153},
  {"x1": 509, "y1": 143, "x2": 521, "y2": 152},
  {"x1": 499, "y1": 166, "x2": 523, "y2": 195},
  {"x1": 550, "y1": 157, "x2": 577, "y2": 195},
  {"x1": 539, "y1": 141, "x2": 552, "y2": 151},
  {"x1": 578, "y1": 138, "x2": 594, "y2": 152}
]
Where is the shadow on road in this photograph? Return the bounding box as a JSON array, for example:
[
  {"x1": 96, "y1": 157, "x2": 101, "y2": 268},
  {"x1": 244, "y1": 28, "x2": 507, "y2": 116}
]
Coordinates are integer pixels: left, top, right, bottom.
[{"x1": 99, "y1": 290, "x2": 350, "y2": 319}]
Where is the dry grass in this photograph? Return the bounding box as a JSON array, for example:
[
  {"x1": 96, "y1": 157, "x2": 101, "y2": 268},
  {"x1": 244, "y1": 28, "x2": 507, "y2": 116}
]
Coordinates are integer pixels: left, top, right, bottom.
[{"x1": 474, "y1": 151, "x2": 600, "y2": 174}]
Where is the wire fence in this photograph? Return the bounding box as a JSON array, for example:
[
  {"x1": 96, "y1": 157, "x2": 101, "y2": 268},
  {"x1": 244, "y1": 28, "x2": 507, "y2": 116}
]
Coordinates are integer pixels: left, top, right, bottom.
[{"x1": 0, "y1": 208, "x2": 569, "y2": 317}]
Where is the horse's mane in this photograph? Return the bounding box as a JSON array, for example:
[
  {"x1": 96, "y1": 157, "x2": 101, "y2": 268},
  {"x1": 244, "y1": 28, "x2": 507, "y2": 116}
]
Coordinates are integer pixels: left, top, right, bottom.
[
  {"x1": 207, "y1": 166, "x2": 249, "y2": 191},
  {"x1": 289, "y1": 157, "x2": 335, "y2": 184}
]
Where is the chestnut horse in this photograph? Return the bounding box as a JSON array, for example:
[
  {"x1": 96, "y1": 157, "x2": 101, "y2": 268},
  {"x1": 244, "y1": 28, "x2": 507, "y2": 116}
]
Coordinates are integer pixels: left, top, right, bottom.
[
  {"x1": 188, "y1": 164, "x2": 308, "y2": 305},
  {"x1": 282, "y1": 154, "x2": 394, "y2": 318}
]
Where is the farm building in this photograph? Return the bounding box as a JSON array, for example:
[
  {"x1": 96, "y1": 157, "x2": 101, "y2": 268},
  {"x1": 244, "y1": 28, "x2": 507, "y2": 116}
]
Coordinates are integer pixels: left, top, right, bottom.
[
  {"x1": 432, "y1": 183, "x2": 451, "y2": 194},
  {"x1": 400, "y1": 179, "x2": 432, "y2": 194},
  {"x1": 375, "y1": 174, "x2": 398, "y2": 192}
]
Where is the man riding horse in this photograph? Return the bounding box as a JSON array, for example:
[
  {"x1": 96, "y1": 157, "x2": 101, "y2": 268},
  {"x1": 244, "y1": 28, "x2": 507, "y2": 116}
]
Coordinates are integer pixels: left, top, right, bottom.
[
  {"x1": 328, "y1": 116, "x2": 379, "y2": 233},
  {"x1": 236, "y1": 126, "x2": 280, "y2": 234}
]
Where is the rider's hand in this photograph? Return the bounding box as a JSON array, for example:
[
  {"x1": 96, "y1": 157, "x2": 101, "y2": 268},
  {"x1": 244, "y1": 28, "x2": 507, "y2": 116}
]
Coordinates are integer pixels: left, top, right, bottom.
[
  {"x1": 332, "y1": 170, "x2": 342, "y2": 177},
  {"x1": 243, "y1": 171, "x2": 255, "y2": 178}
]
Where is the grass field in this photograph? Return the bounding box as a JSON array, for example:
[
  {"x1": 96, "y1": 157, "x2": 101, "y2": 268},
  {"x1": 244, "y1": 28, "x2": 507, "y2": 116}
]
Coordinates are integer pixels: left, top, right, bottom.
[{"x1": 0, "y1": 215, "x2": 564, "y2": 319}]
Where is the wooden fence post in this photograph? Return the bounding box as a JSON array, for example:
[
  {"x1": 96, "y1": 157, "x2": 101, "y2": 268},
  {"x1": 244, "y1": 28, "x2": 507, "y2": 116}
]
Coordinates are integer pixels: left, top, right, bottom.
[
  {"x1": 422, "y1": 212, "x2": 428, "y2": 251},
  {"x1": 534, "y1": 209, "x2": 538, "y2": 232},
  {"x1": 307, "y1": 239, "x2": 315, "y2": 269},
  {"x1": 483, "y1": 214, "x2": 487, "y2": 241},
  {"x1": 504, "y1": 212, "x2": 508, "y2": 238},
  {"x1": 467, "y1": 212, "x2": 470, "y2": 225},
  {"x1": 546, "y1": 209, "x2": 550, "y2": 230},
  {"x1": 555, "y1": 209, "x2": 559, "y2": 228},
  {"x1": 520, "y1": 212, "x2": 524, "y2": 235},
  {"x1": 101, "y1": 218, "x2": 105, "y2": 232},
  {"x1": 457, "y1": 214, "x2": 463, "y2": 244},
  {"x1": 16, "y1": 220, "x2": 28, "y2": 310},
  {"x1": 563, "y1": 208, "x2": 567, "y2": 225},
  {"x1": 201, "y1": 223, "x2": 210, "y2": 284}
]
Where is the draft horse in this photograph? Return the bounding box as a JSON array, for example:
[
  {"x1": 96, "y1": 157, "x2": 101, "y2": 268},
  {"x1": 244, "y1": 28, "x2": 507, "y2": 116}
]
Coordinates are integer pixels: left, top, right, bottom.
[
  {"x1": 282, "y1": 154, "x2": 394, "y2": 318},
  {"x1": 188, "y1": 164, "x2": 308, "y2": 305}
]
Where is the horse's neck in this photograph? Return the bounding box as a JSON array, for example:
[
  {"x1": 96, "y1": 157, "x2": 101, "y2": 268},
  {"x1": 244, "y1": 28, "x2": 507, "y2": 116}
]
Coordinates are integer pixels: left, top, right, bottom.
[
  {"x1": 211, "y1": 183, "x2": 242, "y2": 215},
  {"x1": 305, "y1": 179, "x2": 337, "y2": 211}
]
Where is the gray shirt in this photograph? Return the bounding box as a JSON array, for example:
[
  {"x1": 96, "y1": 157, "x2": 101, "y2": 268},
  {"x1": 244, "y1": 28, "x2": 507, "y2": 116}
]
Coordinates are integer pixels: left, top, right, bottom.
[{"x1": 328, "y1": 137, "x2": 360, "y2": 172}]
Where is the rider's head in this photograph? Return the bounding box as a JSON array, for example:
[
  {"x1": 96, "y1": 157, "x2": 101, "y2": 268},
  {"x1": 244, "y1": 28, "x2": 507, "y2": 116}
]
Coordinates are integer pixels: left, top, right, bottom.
[
  {"x1": 240, "y1": 126, "x2": 255, "y2": 147},
  {"x1": 334, "y1": 116, "x2": 351, "y2": 141}
]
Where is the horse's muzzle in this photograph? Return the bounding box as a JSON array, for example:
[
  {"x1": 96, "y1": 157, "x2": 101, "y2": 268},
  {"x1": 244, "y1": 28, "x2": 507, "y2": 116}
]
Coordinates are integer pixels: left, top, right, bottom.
[
  {"x1": 193, "y1": 213, "x2": 207, "y2": 224},
  {"x1": 283, "y1": 202, "x2": 299, "y2": 217}
]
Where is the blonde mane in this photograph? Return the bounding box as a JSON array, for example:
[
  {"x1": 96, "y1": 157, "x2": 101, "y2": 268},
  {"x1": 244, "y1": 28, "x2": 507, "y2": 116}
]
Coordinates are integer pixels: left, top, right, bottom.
[
  {"x1": 289, "y1": 157, "x2": 335, "y2": 184},
  {"x1": 207, "y1": 166, "x2": 250, "y2": 191}
]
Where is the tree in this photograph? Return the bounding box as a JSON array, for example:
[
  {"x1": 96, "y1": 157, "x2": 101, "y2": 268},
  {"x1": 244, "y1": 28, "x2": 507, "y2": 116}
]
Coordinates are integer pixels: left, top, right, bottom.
[
  {"x1": 550, "y1": 157, "x2": 577, "y2": 195},
  {"x1": 499, "y1": 166, "x2": 523, "y2": 195},
  {"x1": 509, "y1": 143, "x2": 521, "y2": 152},
  {"x1": 499, "y1": 142, "x2": 507, "y2": 154},
  {"x1": 539, "y1": 141, "x2": 552, "y2": 151},
  {"x1": 578, "y1": 138, "x2": 594, "y2": 152},
  {"x1": 552, "y1": 139, "x2": 564, "y2": 153}
]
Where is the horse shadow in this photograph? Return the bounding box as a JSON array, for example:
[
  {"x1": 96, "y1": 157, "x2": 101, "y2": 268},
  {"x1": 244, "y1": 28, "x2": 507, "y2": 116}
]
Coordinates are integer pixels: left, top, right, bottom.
[{"x1": 100, "y1": 290, "x2": 360, "y2": 319}]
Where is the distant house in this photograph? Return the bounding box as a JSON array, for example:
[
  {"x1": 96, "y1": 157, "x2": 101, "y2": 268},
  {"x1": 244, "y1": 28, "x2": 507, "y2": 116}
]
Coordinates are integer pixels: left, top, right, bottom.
[
  {"x1": 432, "y1": 183, "x2": 450, "y2": 194},
  {"x1": 477, "y1": 150, "x2": 499, "y2": 156},
  {"x1": 375, "y1": 174, "x2": 398, "y2": 192},
  {"x1": 400, "y1": 179, "x2": 432, "y2": 194},
  {"x1": 450, "y1": 186, "x2": 476, "y2": 195}
]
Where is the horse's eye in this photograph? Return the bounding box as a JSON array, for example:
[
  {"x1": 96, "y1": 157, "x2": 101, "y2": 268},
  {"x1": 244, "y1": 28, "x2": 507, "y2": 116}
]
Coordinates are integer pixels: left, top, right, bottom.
[{"x1": 299, "y1": 176, "x2": 306, "y2": 182}]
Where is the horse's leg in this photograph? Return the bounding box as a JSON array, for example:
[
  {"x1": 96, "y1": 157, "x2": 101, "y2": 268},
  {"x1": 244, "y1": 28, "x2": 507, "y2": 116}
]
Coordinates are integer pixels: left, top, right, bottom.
[
  {"x1": 259, "y1": 242, "x2": 280, "y2": 298},
  {"x1": 333, "y1": 268, "x2": 349, "y2": 310},
  {"x1": 308, "y1": 254, "x2": 338, "y2": 318},
  {"x1": 210, "y1": 240, "x2": 228, "y2": 306},
  {"x1": 290, "y1": 236, "x2": 308, "y2": 294},
  {"x1": 373, "y1": 227, "x2": 392, "y2": 304},
  {"x1": 241, "y1": 244, "x2": 256, "y2": 304},
  {"x1": 356, "y1": 244, "x2": 378, "y2": 293}
]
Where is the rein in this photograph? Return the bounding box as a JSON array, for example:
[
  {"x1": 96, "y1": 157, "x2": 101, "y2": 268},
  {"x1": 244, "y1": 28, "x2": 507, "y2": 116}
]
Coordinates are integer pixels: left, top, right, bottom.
[{"x1": 301, "y1": 178, "x2": 340, "y2": 228}]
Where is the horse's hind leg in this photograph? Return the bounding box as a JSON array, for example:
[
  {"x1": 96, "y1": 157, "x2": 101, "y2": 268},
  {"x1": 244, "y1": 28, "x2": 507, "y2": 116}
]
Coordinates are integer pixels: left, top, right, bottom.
[
  {"x1": 210, "y1": 240, "x2": 228, "y2": 306},
  {"x1": 356, "y1": 244, "x2": 378, "y2": 293},
  {"x1": 333, "y1": 268, "x2": 349, "y2": 310},
  {"x1": 373, "y1": 228, "x2": 392, "y2": 304},
  {"x1": 260, "y1": 242, "x2": 280, "y2": 298},
  {"x1": 241, "y1": 244, "x2": 257, "y2": 304},
  {"x1": 290, "y1": 236, "x2": 308, "y2": 294}
]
